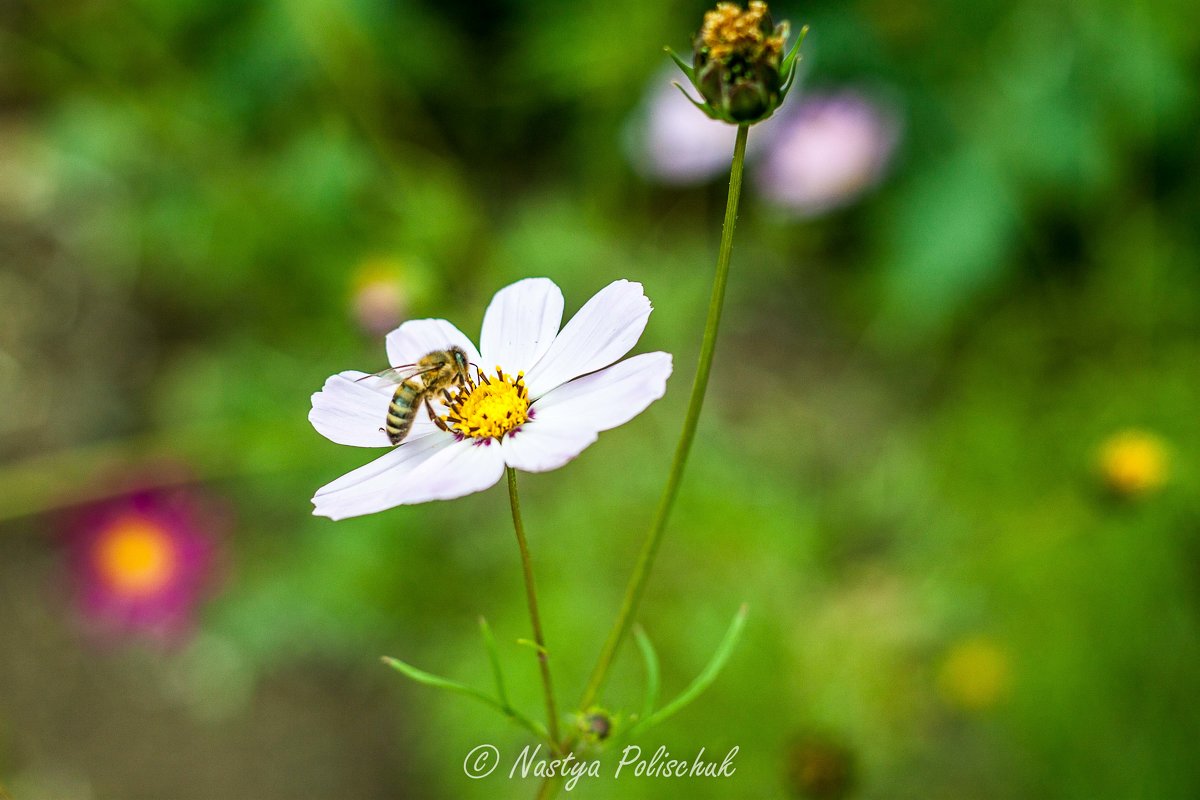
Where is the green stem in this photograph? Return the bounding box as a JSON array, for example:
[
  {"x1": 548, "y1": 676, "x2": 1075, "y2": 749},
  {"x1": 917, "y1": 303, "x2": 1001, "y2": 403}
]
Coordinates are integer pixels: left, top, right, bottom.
[
  {"x1": 507, "y1": 467, "x2": 561, "y2": 745},
  {"x1": 533, "y1": 775, "x2": 557, "y2": 800},
  {"x1": 530, "y1": 126, "x2": 753, "y2": 800},
  {"x1": 577, "y1": 123, "x2": 750, "y2": 713}
]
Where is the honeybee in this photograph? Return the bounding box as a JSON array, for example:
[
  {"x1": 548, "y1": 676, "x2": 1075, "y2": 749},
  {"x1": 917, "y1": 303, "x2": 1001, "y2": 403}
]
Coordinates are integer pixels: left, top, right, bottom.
[{"x1": 363, "y1": 346, "x2": 473, "y2": 445}]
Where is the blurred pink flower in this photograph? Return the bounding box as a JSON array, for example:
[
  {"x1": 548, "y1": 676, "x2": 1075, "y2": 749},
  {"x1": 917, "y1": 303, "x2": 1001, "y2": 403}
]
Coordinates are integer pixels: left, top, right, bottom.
[
  {"x1": 753, "y1": 91, "x2": 899, "y2": 217},
  {"x1": 65, "y1": 489, "x2": 222, "y2": 641}
]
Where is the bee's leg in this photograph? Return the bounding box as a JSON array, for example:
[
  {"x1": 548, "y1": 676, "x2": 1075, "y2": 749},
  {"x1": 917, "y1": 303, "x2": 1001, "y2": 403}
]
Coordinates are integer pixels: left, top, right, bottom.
[{"x1": 426, "y1": 398, "x2": 452, "y2": 433}]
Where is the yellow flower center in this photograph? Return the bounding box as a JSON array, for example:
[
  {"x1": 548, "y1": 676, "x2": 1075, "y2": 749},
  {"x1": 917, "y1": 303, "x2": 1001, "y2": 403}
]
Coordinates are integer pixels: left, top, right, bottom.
[
  {"x1": 700, "y1": 1, "x2": 783, "y2": 62},
  {"x1": 444, "y1": 368, "x2": 530, "y2": 441},
  {"x1": 95, "y1": 517, "x2": 177, "y2": 596}
]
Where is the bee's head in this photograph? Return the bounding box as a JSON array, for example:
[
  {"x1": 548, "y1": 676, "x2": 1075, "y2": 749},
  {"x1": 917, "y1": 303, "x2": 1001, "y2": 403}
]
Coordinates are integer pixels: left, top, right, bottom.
[{"x1": 449, "y1": 346, "x2": 469, "y2": 371}]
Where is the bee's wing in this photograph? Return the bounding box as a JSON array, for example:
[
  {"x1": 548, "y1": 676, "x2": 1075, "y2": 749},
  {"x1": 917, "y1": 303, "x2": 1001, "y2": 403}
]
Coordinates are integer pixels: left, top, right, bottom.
[{"x1": 357, "y1": 364, "x2": 436, "y2": 385}]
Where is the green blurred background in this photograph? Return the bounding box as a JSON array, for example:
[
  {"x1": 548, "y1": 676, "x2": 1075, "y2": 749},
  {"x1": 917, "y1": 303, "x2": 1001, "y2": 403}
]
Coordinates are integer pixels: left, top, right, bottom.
[{"x1": 2, "y1": 0, "x2": 1199, "y2": 797}]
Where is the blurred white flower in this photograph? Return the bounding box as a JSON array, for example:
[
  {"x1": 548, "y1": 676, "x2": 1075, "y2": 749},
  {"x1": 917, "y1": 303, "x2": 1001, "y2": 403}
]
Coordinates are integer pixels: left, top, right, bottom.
[
  {"x1": 310, "y1": 278, "x2": 673, "y2": 520},
  {"x1": 626, "y1": 69, "x2": 744, "y2": 185},
  {"x1": 626, "y1": 71, "x2": 897, "y2": 214},
  {"x1": 753, "y1": 91, "x2": 899, "y2": 217}
]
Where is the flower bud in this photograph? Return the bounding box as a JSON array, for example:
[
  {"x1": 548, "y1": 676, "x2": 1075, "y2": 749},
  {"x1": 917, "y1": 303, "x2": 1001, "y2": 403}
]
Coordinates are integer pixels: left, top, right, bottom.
[
  {"x1": 575, "y1": 706, "x2": 616, "y2": 745},
  {"x1": 670, "y1": 2, "x2": 804, "y2": 125}
]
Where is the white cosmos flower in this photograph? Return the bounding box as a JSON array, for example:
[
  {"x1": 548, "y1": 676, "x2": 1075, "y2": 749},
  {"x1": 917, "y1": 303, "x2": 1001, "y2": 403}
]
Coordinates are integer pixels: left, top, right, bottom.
[{"x1": 309, "y1": 277, "x2": 673, "y2": 520}]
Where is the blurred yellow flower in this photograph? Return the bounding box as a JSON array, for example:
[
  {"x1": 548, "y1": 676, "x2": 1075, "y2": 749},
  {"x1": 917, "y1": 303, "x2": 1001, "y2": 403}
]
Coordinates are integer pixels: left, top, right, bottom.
[
  {"x1": 1098, "y1": 429, "x2": 1168, "y2": 498},
  {"x1": 349, "y1": 257, "x2": 413, "y2": 337},
  {"x1": 937, "y1": 636, "x2": 1011, "y2": 712}
]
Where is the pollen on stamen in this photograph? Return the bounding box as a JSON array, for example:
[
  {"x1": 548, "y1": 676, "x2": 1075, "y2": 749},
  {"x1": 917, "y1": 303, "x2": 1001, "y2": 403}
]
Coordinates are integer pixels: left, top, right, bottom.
[{"x1": 442, "y1": 368, "x2": 531, "y2": 442}]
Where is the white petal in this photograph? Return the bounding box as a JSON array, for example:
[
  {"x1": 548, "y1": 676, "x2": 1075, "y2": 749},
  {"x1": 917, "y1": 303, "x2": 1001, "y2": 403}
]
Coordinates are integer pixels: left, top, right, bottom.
[
  {"x1": 533, "y1": 352, "x2": 673, "y2": 432},
  {"x1": 309, "y1": 370, "x2": 438, "y2": 447},
  {"x1": 313, "y1": 434, "x2": 505, "y2": 520},
  {"x1": 479, "y1": 278, "x2": 564, "y2": 375},
  {"x1": 501, "y1": 352, "x2": 672, "y2": 473},
  {"x1": 525, "y1": 280, "x2": 653, "y2": 398},
  {"x1": 309, "y1": 371, "x2": 391, "y2": 447},
  {"x1": 385, "y1": 318, "x2": 482, "y2": 372},
  {"x1": 500, "y1": 418, "x2": 599, "y2": 473}
]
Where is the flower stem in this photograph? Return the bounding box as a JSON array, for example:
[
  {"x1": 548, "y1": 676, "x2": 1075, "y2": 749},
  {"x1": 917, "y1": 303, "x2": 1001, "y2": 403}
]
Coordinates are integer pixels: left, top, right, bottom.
[
  {"x1": 578, "y1": 123, "x2": 751, "y2": 712},
  {"x1": 507, "y1": 467, "x2": 561, "y2": 745},
  {"x1": 533, "y1": 775, "x2": 557, "y2": 800}
]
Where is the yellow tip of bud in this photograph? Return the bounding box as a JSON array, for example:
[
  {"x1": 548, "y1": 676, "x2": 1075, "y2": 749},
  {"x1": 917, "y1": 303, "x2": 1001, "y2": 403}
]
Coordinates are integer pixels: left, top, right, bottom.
[{"x1": 700, "y1": 1, "x2": 783, "y2": 62}]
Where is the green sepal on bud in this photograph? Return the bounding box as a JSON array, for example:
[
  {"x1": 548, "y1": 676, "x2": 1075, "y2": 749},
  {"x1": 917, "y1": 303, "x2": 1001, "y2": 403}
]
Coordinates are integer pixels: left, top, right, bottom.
[{"x1": 667, "y1": 1, "x2": 807, "y2": 125}]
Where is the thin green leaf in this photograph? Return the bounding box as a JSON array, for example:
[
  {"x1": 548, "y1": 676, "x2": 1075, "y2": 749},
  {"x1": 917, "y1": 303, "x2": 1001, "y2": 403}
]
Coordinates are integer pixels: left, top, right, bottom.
[
  {"x1": 664, "y1": 46, "x2": 695, "y2": 81},
  {"x1": 638, "y1": 604, "x2": 749, "y2": 731},
  {"x1": 779, "y1": 27, "x2": 809, "y2": 102},
  {"x1": 515, "y1": 638, "x2": 548, "y2": 657},
  {"x1": 478, "y1": 616, "x2": 509, "y2": 708},
  {"x1": 780, "y1": 24, "x2": 809, "y2": 76},
  {"x1": 382, "y1": 656, "x2": 499, "y2": 707},
  {"x1": 672, "y1": 82, "x2": 718, "y2": 120},
  {"x1": 381, "y1": 656, "x2": 550, "y2": 741},
  {"x1": 506, "y1": 707, "x2": 553, "y2": 744},
  {"x1": 634, "y1": 625, "x2": 661, "y2": 726},
  {"x1": 780, "y1": 60, "x2": 799, "y2": 98}
]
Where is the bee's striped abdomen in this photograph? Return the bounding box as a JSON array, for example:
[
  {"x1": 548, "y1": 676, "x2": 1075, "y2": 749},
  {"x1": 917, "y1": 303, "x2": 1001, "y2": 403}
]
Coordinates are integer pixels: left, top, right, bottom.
[{"x1": 386, "y1": 379, "x2": 424, "y2": 445}]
